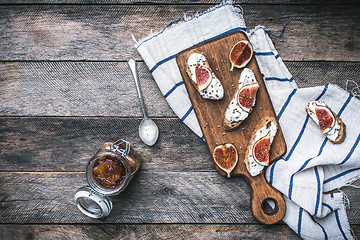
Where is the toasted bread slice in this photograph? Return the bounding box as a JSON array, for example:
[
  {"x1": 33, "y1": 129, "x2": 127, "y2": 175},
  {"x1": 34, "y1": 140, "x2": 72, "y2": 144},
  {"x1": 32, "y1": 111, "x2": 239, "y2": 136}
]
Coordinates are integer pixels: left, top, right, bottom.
[
  {"x1": 223, "y1": 68, "x2": 259, "y2": 131},
  {"x1": 244, "y1": 116, "x2": 277, "y2": 177},
  {"x1": 306, "y1": 101, "x2": 346, "y2": 144},
  {"x1": 185, "y1": 49, "x2": 223, "y2": 100},
  {"x1": 331, "y1": 116, "x2": 346, "y2": 144},
  {"x1": 222, "y1": 116, "x2": 243, "y2": 131}
]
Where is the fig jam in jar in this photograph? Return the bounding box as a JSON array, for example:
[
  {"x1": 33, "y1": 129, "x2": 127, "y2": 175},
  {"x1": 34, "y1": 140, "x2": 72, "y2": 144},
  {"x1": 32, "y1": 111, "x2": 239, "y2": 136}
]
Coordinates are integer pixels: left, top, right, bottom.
[
  {"x1": 75, "y1": 138, "x2": 142, "y2": 218},
  {"x1": 92, "y1": 155, "x2": 127, "y2": 189}
]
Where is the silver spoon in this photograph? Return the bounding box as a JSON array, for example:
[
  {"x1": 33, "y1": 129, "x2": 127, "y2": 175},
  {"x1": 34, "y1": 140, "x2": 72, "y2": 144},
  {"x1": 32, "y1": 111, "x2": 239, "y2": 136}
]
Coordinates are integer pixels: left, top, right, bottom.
[{"x1": 127, "y1": 58, "x2": 159, "y2": 146}]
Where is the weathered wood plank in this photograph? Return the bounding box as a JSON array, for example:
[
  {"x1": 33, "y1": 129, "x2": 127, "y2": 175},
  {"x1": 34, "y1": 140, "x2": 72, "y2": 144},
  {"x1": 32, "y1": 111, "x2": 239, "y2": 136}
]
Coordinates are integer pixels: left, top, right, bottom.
[
  {"x1": 0, "y1": 61, "x2": 172, "y2": 117},
  {"x1": 0, "y1": 224, "x2": 308, "y2": 240},
  {"x1": 0, "y1": 224, "x2": 312, "y2": 240},
  {"x1": 0, "y1": 172, "x2": 359, "y2": 225},
  {"x1": 285, "y1": 61, "x2": 360, "y2": 89},
  {"x1": 0, "y1": 224, "x2": 358, "y2": 239},
  {"x1": 0, "y1": 117, "x2": 212, "y2": 172},
  {"x1": 0, "y1": 5, "x2": 359, "y2": 61},
  {"x1": 0, "y1": 61, "x2": 171, "y2": 117},
  {"x1": 0, "y1": 0, "x2": 358, "y2": 5},
  {"x1": 0, "y1": 171, "x2": 254, "y2": 223},
  {"x1": 1, "y1": 61, "x2": 359, "y2": 117}
]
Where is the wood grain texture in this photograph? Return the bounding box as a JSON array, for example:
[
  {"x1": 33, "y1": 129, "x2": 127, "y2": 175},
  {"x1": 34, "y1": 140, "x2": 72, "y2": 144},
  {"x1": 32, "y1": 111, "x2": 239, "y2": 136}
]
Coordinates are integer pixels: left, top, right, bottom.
[
  {"x1": 1, "y1": 61, "x2": 359, "y2": 117},
  {"x1": 177, "y1": 31, "x2": 286, "y2": 224},
  {"x1": 0, "y1": 61, "x2": 359, "y2": 117},
  {"x1": 285, "y1": 61, "x2": 360, "y2": 89},
  {"x1": 0, "y1": 61, "x2": 171, "y2": 117},
  {"x1": 0, "y1": 224, "x2": 306, "y2": 240},
  {"x1": 0, "y1": 171, "x2": 254, "y2": 223},
  {"x1": 0, "y1": 0, "x2": 357, "y2": 4},
  {"x1": 0, "y1": 172, "x2": 359, "y2": 225},
  {"x1": 0, "y1": 224, "x2": 312, "y2": 240},
  {"x1": 0, "y1": 5, "x2": 359, "y2": 61},
  {"x1": 0, "y1": 117, "x2": 212, "y2": 172},
  {"x1": 0, "y1": 224, "x2": 352, "y2": 240}
]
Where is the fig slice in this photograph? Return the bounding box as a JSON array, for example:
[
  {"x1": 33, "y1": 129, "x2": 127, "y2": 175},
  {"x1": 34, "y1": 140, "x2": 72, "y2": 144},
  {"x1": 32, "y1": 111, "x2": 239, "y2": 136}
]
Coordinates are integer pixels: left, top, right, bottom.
[
  {"x1": 195, "y1": 65, "x2": 212, "y2": 91},
  {"x1": 237, "y1": 83, "x2": 259, "y2": 112},
  {"x1": 213, "y1": 143, "x2": 238, "y2": 178},
  {"x1": 315, "y1": 104, "x2": 335, "y2": 134},
  {"x1": 253, "y1": 132, "x2": 271, "y2": 166},
  {"x1": 229, "y1": 40, "x2": 253, "y2": 71}
]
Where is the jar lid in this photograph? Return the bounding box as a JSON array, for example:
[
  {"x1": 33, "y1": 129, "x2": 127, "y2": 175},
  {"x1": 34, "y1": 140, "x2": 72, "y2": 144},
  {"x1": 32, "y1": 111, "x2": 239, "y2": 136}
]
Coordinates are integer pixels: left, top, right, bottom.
[{"x1": 75, "y1": 186, "x2": 113, "y2": 218}]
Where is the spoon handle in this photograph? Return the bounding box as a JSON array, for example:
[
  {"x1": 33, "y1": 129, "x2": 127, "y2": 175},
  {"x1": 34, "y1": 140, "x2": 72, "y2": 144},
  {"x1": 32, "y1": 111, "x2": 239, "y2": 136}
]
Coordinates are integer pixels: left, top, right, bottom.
[{"x1": 128, "y1": 58, "x2": 147, "y2": 118}]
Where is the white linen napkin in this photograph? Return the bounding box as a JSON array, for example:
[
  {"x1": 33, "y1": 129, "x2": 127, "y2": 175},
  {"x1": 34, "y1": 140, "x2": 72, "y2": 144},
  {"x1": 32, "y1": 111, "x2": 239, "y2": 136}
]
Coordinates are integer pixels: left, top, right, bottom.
[{"x1": 134, "y1": 2, "x2": 359, "y2": 239}]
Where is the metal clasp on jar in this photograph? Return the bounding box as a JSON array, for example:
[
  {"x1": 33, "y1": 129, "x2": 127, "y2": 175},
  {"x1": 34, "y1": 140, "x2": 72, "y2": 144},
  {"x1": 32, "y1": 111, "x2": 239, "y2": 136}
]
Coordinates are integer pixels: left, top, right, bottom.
[{"x1": 110, "y1": 139, "x2": 131, "y2": 157}]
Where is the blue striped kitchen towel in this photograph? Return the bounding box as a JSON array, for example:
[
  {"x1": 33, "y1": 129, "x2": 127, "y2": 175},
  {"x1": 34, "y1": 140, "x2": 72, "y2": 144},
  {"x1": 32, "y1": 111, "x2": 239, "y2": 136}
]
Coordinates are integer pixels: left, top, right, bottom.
[{"x1": 134, "y1": 1, "x2": 359, "y2": 239}]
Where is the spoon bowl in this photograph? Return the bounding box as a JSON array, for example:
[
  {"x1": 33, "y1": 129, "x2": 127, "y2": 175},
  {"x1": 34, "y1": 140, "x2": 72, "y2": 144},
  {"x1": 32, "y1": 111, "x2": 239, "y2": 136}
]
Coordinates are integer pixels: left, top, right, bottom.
[
  {"x1": 139, "y1": 117, "x2": 159, "y2": 146},
  {"x1": 127, "y1": 58, "x2": 159, "y2": 146}
]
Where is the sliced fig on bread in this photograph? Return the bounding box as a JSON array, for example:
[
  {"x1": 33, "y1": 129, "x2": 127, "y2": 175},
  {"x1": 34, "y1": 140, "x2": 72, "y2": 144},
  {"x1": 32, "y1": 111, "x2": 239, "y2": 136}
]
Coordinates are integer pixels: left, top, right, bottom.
[
  {"x1": 185, "y1": 49, "x2": 224, "y2": 100},
  {"x1": 223, "y1": 68, "x2": 259, "y2": 131},
  {"x1": 244, "y1": 117, "x2": 278, "y2": 177},
  {"x1": 306, "y1": 101, "x2": 346, "y2": 144}
]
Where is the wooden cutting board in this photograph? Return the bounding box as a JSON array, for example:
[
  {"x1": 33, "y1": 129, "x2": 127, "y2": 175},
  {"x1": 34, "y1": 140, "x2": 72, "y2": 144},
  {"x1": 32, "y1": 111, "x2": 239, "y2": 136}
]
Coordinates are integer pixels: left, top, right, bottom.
[{"x1": 176, "y1": 31, "x2": 286, "y2": 225}]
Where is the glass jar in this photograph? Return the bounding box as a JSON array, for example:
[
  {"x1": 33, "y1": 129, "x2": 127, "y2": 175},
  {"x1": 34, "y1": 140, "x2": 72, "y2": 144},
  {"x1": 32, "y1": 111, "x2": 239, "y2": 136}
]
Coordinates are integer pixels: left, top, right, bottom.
[{"x1": 75, "y1": 138, "x2": 142, "y2": 218}]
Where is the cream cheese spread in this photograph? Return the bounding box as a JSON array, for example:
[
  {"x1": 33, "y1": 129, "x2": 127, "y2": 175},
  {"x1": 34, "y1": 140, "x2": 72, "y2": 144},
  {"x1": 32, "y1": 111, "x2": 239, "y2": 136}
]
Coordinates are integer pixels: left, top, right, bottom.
[
  {"x1": 224, "y1": 68, "x2": 258, "y2": 123},
  {"x1": 247, "y1": 121, "x2": 277, "y2": 177},
  {"x1": 187, "y1": 53, "x2": 224, "y2": 100}
]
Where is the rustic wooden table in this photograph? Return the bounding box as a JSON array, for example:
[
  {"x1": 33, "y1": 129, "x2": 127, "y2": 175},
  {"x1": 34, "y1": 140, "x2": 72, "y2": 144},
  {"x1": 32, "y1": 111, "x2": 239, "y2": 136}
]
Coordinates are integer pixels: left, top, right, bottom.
[{"x1": 1, "y1": 0, "x2": 359, "y2": 239}]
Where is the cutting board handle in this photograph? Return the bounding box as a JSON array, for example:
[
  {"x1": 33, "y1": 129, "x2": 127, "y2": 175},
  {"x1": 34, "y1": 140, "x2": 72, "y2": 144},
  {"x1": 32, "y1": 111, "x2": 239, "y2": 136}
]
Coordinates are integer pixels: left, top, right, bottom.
[{"x1": 248, "y1": 173, "x2": 286, "y2": 225}]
